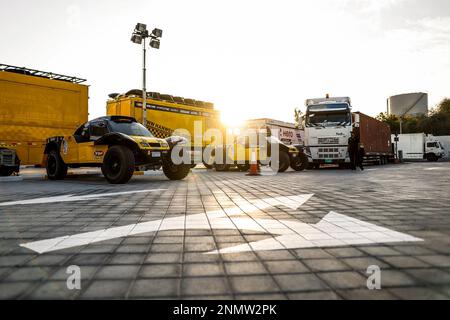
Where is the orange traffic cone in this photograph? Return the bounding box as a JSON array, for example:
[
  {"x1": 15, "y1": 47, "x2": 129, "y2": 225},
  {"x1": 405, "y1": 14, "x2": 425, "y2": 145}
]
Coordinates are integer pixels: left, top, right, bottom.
[{"x1": 246, "y1": 150, "x2": 261, "y2": 176}]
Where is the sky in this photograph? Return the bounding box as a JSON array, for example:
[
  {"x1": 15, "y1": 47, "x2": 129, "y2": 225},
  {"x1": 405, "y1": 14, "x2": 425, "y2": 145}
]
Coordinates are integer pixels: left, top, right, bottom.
[{"x1": 1, "y1": 0, "x2": 450, "y2": 125}]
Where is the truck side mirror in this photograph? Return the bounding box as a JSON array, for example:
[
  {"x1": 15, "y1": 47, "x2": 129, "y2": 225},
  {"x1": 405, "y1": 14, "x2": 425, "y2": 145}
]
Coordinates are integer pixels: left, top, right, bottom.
[{"x1": 354, "y1": 114, "x2": 360, "y2": 128}]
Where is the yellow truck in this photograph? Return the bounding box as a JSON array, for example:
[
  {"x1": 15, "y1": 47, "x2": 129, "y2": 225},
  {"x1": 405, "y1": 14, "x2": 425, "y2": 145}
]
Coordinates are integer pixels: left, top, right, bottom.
[
  {"x1": 0, "y1": 64, "x2": 88, "y2": 176},
  {"x1": 106, "y1": 89, "x2": 222, "y2": 167}
]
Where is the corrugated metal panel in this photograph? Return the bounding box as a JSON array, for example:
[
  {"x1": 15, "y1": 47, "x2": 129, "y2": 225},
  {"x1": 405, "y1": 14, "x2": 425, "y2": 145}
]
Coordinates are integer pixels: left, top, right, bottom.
[{"x1": 354, "y1": 112, "x2": 392, "y2": 155}]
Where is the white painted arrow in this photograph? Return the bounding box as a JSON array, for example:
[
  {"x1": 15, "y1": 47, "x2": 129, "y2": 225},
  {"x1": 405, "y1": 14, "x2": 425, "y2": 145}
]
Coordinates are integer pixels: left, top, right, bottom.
[
  {"x1": 20, "y1": 194, "x2": 313, "y2": 254},
  {"x1": 0, "y1": 189, "x2": 167, "y2": 206},
  {"x1": 206, "y1": 211, "x2": 423, "y2": 254},
  {"x1": 19, "y1": 194, "x2": 422, "y2": 254}
]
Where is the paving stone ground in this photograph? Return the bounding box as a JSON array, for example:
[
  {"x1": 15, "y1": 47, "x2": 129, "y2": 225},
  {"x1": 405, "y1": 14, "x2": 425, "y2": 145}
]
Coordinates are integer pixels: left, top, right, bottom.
[{"x1": 0, "y1": 162, "x2": 450, "y2": 300}]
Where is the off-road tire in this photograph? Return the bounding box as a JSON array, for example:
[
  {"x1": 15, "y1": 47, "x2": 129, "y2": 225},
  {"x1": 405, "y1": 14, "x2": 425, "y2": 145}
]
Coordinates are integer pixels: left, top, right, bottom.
[
  {"x1": 290, "y1": 153, "x2": 308, "y2": 171},
  {"x1": 46, "y1": 150, "x2": 68, "y2": 180},
  {"x1": 277, "y1": 151, "x2": 290, "y2": 172},
  {"x1": 202, "y1": 161, "x2": 214, "y2": 170},
  {"x1": 237, "y1": 164, "x2": 250, "y2": 172},
  {"x1": 214, "y1": 163, "x2": 231, "y2": 172},
  {"x1": 163, "y1": 163, "x2": 191, "y2": 180},
  {"x1": 101, "y1": 145, "x2": 135, "y2": 184}
]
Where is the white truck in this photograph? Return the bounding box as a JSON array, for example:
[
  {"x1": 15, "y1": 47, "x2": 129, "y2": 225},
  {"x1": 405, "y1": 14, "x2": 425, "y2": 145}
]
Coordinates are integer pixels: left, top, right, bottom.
[
  {"x1": 303, "y1": 96, "x2": 392, "y2": 168},
  {"x1": 392, "y1": 133, "x2": 445, "y2": 162},
  {"x1": 303, "y1": 96, "x2": 353, "y2": 168}
]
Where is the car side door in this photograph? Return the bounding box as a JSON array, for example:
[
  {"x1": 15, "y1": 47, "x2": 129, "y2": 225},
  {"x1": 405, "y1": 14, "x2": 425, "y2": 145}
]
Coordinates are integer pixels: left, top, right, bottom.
[{"x1": 78, "y1": 121, "x2": 109, "y2": 163}]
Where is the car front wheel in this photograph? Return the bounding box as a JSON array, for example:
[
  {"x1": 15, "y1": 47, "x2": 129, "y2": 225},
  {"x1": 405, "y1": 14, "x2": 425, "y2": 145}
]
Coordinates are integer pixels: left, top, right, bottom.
[{"x1": 102, "y1": 145, "x2": 135, "y2": 184}]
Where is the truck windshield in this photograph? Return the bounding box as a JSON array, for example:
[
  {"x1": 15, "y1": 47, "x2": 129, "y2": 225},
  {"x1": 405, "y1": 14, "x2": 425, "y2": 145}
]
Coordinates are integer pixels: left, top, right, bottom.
[
  {"x1": 306, "y1": 111, "x2": 351, "y2": 127},
  {"x1": 109, "y1": 120, "x2": 154, "y2": 137}
]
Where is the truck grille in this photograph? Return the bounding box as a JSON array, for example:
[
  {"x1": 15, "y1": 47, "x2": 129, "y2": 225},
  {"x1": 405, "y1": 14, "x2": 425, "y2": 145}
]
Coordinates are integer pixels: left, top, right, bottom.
[
  {"x1": 318, "y1": 137, "x2": 339, "y2": 145},
  {"x1": 318, "y1": 148, "x2": 339, "y2": 159},
  {"x1": 0, "y1": 150, "x2": 15, "y2": 166}
]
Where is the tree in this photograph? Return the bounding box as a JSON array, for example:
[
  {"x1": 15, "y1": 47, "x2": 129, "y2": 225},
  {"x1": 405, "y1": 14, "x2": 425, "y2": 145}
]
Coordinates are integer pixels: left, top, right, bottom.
[
  {"x1": 377, "y1": 98, "x2": 450, "y2": 136},
  {"x1": 294, "y1": 108, "x2": 303, "y2": 129}
]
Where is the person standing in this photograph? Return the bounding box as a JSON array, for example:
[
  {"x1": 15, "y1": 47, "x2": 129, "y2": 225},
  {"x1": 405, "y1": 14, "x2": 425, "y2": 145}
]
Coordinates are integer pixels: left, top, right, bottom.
[
  {"x1": 357, "y1": 141, "x2": 365, "y2": 171},
  {"x1": 348, "y1": 131, "x2": 358, "y2": 170}
]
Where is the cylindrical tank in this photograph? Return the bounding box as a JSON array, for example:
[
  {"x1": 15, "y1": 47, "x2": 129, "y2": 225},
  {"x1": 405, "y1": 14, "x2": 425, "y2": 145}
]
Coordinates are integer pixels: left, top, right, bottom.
[{"x1": 387, "y1": 93, "x2": 428, "y2": 116}]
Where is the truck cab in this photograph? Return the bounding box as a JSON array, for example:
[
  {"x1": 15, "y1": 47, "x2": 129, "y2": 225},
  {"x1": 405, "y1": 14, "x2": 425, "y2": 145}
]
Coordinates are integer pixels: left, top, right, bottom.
[
  {"x1": 304, "y1": 97, "x2": 353, "y2": 166},
  {"x1": 425, "y1": 136, "x2": 445, "y2": 162}
]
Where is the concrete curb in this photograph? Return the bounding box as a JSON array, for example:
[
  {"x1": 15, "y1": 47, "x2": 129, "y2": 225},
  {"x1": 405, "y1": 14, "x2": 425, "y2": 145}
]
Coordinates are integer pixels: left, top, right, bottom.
[{"x1": 0, "y1": 176, "x2": 24, "y2": 182}]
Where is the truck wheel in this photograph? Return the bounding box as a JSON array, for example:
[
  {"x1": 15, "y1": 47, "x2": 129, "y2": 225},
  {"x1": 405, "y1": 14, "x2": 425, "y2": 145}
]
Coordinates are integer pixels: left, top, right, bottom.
[
  {"x1": 101, "y1": 146, "x2": 135, "y2": 184},
  {"x1": 290, "y1": 153, "x2": 308, "y2": 171},
  {"x1": 46, "y1": 150, "x2": 68, "y2": 180},
  {"x1": 426, "y1": 154, "x2": 437, "y2": 162},
  {"x1": 214, "y1": 163, "x2": 230, "y2": 172},
  {"x1": 202, "y1": 161, "x2": 214, "y2": 170},
  {"x1": 163, "y1": 163, "x2": 191, "y2": 180},
  {"x1": 278, "y1": 151, "x2": 290, "y2": 172},
  {"x1": 237, "y1": 164, "x2": 250, "y2": 172}
]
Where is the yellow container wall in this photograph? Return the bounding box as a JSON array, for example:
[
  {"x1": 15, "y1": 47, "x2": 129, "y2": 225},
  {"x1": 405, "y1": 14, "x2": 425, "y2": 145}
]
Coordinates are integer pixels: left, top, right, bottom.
[
  {"x1": 0, "y1": 71, "x2": 89, "y2": 165},
  {"x1": 107, "y1": 97, "x2": 222, "y2": 146}
]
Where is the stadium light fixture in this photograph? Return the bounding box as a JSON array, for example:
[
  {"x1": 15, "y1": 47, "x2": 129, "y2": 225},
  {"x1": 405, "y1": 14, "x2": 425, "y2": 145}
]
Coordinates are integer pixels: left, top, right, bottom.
[{"x1": 130, "y1": 23, "x2": 163, "y2": 127}]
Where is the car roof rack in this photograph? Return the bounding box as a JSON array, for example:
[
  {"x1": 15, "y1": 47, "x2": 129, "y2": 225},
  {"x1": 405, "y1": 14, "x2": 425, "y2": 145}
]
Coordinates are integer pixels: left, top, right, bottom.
[{"x1": 0, "y1": 63, "x2": 86, "y2": 84}]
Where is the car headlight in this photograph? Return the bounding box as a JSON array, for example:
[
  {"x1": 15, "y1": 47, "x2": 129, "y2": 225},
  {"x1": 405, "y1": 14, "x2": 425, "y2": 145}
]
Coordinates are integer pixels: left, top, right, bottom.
[
  {"x1": 160, "y1": 141, "x2": 169, "y2": 148},
  {"x1": 140, "y1": 142, "x2": 150, "y2": 148}
]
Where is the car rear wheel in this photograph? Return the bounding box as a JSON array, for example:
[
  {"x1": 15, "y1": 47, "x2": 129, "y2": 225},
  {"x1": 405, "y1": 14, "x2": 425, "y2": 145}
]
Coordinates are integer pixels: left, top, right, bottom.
[
  {"x1": 102, "y1": 145, "x2": 135, "y2": 184},
  {"x1": 163, "y1": 162, "x2": 191, "y2": 180},
  {"x1": 46, "y1": 150, "x2": 68, "y2": 180}
]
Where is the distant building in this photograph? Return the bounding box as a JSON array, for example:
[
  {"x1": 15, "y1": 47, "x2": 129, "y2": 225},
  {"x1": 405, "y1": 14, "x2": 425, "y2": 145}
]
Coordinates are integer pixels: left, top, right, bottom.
[
  {"x1": 387, "y1": 93, "x2": 428, "y2": 116},
  {"x1": 244, "y1": 118, "x2": 304, "y2": 145}
]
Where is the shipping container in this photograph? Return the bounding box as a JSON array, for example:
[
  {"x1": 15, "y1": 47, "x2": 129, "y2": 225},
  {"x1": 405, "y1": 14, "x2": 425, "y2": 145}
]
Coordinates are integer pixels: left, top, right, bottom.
[
  {"x1": 354, "y1": 112, "x2": 392, "y2": 156},
  {"x1": 0, "y1": 64, "x2": 88, "y2": 175}
]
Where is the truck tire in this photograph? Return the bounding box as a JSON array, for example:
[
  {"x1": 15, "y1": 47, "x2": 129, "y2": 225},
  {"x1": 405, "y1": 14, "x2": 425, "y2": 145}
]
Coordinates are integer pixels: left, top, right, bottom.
[
  {"x1": 46, "y1": 150, "x2": 68, "y2": 180},
  {"x1": 237, "y1": 164, "x2": 250, "y2": 172},
  {"x1": 426, "y1": 154, "x2": 438, "y2": 162},
  {"x1": 276, "y1": 151, "x2": 290, "y2": 173},
  {"x1": 101, "y1": 145, "x2": 135, "y2": 184},
  {"x1": 290, "y1": 153, "x2": 308, "y2": 171},
  {"x1": 202, "y1": 161, "x2": 214, "y2": 170},
  {"x1": 214, "y1": 163, "x2": 230, "y2": 172},
  {"x1": 163, "y1": 163, "x2": 191, "y2": 180}
]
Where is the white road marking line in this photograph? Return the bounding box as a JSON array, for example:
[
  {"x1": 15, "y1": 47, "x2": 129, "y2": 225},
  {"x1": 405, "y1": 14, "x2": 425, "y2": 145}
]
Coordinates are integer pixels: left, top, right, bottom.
[
  {"x1": 0, "y1": 189, "x2": 167, "y2": 206},
  {"x1": 19, "y1": 193, "x2": 423, "y2": 254}
]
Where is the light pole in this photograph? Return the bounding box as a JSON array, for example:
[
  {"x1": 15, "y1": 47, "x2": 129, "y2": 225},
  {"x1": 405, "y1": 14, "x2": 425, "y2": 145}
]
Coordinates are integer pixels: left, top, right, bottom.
[{"x1": 131, "y1": 23, "x2": 162, "y2": 127}]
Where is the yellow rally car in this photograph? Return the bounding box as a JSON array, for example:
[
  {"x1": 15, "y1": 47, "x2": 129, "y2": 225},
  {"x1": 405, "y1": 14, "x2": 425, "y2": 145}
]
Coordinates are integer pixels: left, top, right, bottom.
[{"x1": 44, "y1": 116, "x2": 191, "y2": 184}]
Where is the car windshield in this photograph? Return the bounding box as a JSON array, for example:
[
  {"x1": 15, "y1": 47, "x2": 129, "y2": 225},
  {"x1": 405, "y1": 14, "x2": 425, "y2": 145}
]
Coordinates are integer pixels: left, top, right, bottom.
[
  {"x1": 306, "y1": 111, "x2": 350, "y2": 127},
  {"x1": 109, "y1": 120, "x2": 154, "y2": 137}
]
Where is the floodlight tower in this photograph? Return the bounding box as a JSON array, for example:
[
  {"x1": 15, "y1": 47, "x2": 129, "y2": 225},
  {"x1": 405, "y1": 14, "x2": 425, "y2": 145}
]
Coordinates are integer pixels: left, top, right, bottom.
[{"x1": 131, "y1": 23, "x2": 163, "y2": 127}]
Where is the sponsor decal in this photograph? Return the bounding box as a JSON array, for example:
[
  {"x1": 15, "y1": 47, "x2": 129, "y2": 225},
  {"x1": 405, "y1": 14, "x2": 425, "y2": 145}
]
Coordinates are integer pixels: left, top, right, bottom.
[{"x1": 94, "y1": 150, "x2": 104, "y2": 157}]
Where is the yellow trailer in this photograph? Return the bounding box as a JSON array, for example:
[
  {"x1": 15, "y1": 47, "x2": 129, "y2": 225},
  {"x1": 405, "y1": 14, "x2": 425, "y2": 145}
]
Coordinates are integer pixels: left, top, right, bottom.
[
  {"x1": 106, "y1": 90, "x2": 222, "y2": 166},
  {"x1": 0, "y1": 64, "x2": 88, "y2": 175}
]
